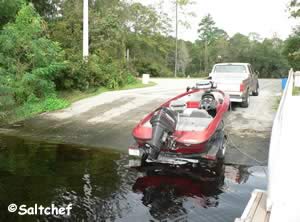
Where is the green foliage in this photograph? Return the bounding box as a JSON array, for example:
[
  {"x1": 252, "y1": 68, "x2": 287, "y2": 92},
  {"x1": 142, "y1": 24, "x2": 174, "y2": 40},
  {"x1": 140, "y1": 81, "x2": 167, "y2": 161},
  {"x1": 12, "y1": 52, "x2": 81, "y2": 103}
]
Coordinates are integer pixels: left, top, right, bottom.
[
  {"x1": 197, "y1": 14, "x2": 229, "y2": 72},
  {"x1": 283, "y1": 35, "x2": 300, "y2": 70},
  {"x1": 0, "y1": 0, "x2": 297, "y2": 123},
  {"x1": 289, "y1": 0, "x2": 300, "y2": 18},
  {"x1": 133, "y1": 59, "x2": 172, "y2": 77},
  {"x1": 177, "y1": 41, "x2": 191, "y2": 76},
  {"x1": 90, "y1": 9, "x2": 125, "y2": 58},
  {"x1": 294, "y1": 87, "x2": 300, "y2": 95},
  {"x1": 0, "y1": 0, "x2": 24, "y2": 28},
  {"x1": 126, "y1": 3, "x2": 171, "y2": 35},
  {"x1": 195, "y1": 15, "x2": 291, "y2": 77},
  {"x1": 49, "y1": 0, "x2": 136, "y2": 90},
  {"x1": 285, "y1": 1, "x2": 300, "y2": 71},
  {"x1": 126, "y1": 33, "x2": 174, "y2": 77},
  {"x1": 0, "y1": 76, "x2": 15, "y2": 119},
  {"x1": 125, "y1": 74, "x2": 138, "y2": 85},
  {"x1": 198, "y1": 14, "x2": 228, "y2": 45},
  {"x1": 55, "y1": 52, "x2": 136, "y2": 90},
  {"x1": 0, "y1": 4, "x2": 66, "y2": 106},
  {"x1": 12, "y1": 96, "x2": 69, "y2": 122},
  {"x1": 28, "y1": 0, "x2": 61, "y2": 18}
]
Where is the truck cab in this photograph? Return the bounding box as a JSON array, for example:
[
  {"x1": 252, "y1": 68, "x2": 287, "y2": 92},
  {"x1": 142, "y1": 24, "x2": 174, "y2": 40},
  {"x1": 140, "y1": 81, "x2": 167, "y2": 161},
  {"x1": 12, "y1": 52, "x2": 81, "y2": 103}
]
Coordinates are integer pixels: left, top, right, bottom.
[{"x1": 209, "y1": 63, "x2": 259, "y2": 108}]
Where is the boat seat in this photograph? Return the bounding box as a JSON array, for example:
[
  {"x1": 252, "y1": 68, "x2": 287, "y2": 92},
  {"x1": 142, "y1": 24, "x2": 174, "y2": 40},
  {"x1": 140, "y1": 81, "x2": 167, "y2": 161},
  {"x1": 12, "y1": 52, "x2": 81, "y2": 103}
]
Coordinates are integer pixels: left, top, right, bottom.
[
  {"x1": 181, "y1": 109, "x2": 212, "y2": 118},
  {"x1": 176, "y1": 116, "x2": 212, "y2": 131},
  {"x1": 177, "y1": 109, "x2": 212, "y2": 131},
  {"x1": 190, "y1": 110, "x2": 212, "y2": 118}
]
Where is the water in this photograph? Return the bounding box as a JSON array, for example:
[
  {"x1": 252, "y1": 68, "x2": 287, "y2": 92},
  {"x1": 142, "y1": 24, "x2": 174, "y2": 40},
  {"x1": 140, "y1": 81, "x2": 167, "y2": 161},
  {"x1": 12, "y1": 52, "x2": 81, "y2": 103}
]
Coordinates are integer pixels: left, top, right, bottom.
[{"x1": 0, "y1": 135, "x2": 267, "y2": 222}]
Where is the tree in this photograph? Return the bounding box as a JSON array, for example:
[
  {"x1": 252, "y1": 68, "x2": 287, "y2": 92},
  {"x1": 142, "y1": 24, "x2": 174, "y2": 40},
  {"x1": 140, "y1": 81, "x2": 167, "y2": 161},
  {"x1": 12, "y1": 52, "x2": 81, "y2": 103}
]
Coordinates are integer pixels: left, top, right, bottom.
[
  {"x1": 198, "y1": 14, "x2": 228, "y2": 72},
  {"x1": 48, "y1": 0, "x2": 84, "y2": 52},
  {"x1": 248, "y1": 32, "x2": 262, "y2": 42},
  {"x1": 284, "y1": 1, "x2": 300, "y2": 70},
  {"x1": 0, "y1": 0, "x2": 62, "y2": 28},
  {"x1": 289, "y1": 0, "x2": 300, "y2": 18},
  {"x1": 0, "y1": 0, "x2": 24, "y2": 28},
  {"x1": 0, "y1": 4, "x2": 66, "y2": 104},
  {"x1": 283, "y1": 35, "x2": 300, "y2": 70},
  {"x1": 122, "y1": 2, "x2": 174, "y2": 77},
  {"x1": 227, "y1": 33, "x2": 251, "y2": 62},
  {"x1": 28, "y1": 0, "x2": 62, "y2": 19},
  {"x1": 125, "y1": 3, "x2": 170, "y2": 36},
  {"x1": 0, "y1": 76, "x2": 15, "y2": 119},
  {"x1": 174, "y1": 0, "x2": 195, "y2": 77},
  {"x1": 177, "y1": 41, "x2": 191, "y2": 76}
]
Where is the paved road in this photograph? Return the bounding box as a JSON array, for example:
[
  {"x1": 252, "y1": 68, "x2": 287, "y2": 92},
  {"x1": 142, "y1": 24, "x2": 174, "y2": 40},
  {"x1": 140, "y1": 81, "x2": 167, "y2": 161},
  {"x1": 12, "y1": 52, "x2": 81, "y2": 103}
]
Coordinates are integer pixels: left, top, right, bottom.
[
  {"x1": 225, "y1": 79, "x2": 281, "y2": 165},
  {"x1": 0, "y1": 78, "x2": 281, "y2": 166}
]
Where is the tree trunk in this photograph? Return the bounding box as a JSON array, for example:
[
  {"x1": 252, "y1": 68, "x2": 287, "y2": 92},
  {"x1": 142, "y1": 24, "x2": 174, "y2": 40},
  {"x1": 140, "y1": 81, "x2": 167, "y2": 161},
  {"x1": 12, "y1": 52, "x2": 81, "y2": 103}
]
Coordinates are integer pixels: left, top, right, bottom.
[{"x1": 204, "y1": 41, "x2": 208, "y2": 73}]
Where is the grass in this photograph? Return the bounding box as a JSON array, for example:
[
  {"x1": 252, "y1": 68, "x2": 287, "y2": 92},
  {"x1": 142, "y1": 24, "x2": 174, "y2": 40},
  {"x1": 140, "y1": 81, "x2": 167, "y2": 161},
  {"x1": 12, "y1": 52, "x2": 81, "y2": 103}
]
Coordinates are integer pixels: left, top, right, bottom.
[
  {"x1": 2, "y1": 80, "x2": 156, "y2": 124},
  {"x1": 59, "y1": 80, "x2": 156, "y2": 103},
  {"x1": 293, "y1": 87, "x2": 300, "y2": 96},
  {"x1": 272, "y1": 87, "x2": 300, "y2": 111},
  {"x1": 273, "y1": 96, "x2": 282, "y2": 110},
  {"x1": 3, "y1": 97, "x2": 70, "y2": 124}
]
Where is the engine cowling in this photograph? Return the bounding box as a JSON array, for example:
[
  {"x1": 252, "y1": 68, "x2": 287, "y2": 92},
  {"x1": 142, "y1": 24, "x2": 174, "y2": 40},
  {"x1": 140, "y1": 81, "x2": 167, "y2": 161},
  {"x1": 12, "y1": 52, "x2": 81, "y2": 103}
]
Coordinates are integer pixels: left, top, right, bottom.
[{"x1": 147, "y1": 107, "x2": 177, "y2": 159}]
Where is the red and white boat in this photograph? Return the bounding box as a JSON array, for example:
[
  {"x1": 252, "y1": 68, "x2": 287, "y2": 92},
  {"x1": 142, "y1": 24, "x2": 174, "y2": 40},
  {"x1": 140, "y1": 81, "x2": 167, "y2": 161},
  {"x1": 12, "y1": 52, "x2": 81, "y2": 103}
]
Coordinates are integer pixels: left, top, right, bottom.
[{"x1": 129, "y1": 81, "x2": 230, "y2": 168}]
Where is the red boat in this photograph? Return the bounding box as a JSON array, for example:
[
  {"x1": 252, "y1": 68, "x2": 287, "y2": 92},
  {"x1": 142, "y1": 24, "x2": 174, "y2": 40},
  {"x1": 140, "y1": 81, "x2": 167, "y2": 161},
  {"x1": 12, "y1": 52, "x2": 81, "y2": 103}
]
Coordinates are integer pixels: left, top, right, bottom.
[{"x1": 129, "y1": 81, "x2": 230, "y2": 168}]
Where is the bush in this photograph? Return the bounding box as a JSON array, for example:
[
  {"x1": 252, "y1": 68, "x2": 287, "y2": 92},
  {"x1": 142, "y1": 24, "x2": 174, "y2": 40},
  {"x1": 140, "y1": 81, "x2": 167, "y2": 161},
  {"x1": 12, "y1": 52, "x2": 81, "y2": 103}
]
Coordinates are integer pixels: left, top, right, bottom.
[
  {"x1": 55, "y1": 53, "x2": 90, "y2": 91},
  {"x1": 0, "y1": 77, "x2": 15, "y2": 119},
  {"x1": 0, "y1": 4, "x2": 66, "y2": 106},
  {"x1": 189, "y1": 72, "x2": 209, "y2": 78},
  {"x1": 125, "y1": 74, "x2": 138, "y2": 85},
  {"x1": 56, "y1": 52, "x2": 136, "y2": 91},
  {"x1": 13, "y1": 96, "x2": 70, "y2": 121},
  {"x1": 133, "y1": 59, "x2": 172, "y2": 77}
]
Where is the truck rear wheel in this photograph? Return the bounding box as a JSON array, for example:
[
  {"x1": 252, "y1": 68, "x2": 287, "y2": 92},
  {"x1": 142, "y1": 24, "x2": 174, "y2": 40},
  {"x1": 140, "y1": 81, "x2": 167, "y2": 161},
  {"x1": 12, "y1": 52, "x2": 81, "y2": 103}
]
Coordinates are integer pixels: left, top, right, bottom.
[
  {"x1": 241, "y1": 91, "x2": 250, "y2": 108},
  {"x1": 252, "y1": 84, "x2": 259, "y2": 96}
]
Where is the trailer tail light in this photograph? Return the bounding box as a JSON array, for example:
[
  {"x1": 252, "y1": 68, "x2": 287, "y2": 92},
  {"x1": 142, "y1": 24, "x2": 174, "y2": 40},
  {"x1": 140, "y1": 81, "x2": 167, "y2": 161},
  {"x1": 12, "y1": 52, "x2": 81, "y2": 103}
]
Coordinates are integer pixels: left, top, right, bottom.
[
  {"x1": 240, "y1": 83, "x2": 245, "y2": 92},
  {"x1": 203, "y1": 154, "x2": 217, "y2": 161}
]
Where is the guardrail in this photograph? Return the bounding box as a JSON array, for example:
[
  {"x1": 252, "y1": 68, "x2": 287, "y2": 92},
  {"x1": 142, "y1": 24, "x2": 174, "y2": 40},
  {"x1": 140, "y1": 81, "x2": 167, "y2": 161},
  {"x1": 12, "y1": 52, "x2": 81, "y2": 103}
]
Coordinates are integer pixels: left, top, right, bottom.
[
  {"x1": 267, "y1": 70, "x2": 293, "y2": 210},
  {"x1": 235, "y1": 70, "x2": 300, "y2": 222},
  {"x1": 267, "y1": 69, "x2": 300, "y2": 222}
]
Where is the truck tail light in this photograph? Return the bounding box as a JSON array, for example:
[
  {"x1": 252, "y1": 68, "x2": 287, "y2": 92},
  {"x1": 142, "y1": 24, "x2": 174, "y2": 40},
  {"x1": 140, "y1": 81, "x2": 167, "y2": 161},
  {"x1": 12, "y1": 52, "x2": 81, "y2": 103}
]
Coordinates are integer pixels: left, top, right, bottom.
[{"x1": 240, "y1": 83, "x2": 244, "y2": 92}]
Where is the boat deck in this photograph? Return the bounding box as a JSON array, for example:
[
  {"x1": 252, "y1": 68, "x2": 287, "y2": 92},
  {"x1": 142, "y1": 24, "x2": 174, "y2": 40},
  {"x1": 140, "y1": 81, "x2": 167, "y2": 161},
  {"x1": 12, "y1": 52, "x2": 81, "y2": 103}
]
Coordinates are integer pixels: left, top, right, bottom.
[{"x1": 235, "y1": 189, "x2": 270, "y2": 222}]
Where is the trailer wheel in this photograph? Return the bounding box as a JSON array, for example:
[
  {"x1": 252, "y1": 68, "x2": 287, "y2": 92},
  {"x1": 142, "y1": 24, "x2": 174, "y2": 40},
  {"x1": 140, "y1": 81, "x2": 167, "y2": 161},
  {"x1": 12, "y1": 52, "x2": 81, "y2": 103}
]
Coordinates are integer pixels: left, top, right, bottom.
[
  {"x1": 212, "y1": 159, "x2": 225, "y2": 176},
  {"x1": 141, "y1": 153, "x2": 148, "y2": 166},
  {"x1": 212, "y1": 137, "x2": 226, "y2": 176},
  {"x1": 216, "y1": 135, "x2": 227, "y2": 160},
  {"x1": 252, "y1": 84, "x2": 259, "y2": 96}
]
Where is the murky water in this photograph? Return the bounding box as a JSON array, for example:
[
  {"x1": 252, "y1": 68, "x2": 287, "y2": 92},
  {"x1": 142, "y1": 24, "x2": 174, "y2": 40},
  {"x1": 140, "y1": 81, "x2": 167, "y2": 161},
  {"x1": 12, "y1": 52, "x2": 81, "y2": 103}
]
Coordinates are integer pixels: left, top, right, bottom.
[{"x1": 0, "y1": 135, "x2": 267, "y2": 222}]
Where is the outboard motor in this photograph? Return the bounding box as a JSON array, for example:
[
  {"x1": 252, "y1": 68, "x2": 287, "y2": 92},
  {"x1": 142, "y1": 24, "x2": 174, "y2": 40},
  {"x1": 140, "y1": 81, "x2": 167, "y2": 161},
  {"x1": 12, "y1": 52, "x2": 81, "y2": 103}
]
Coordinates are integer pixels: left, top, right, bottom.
[{"x1": 146, "y1": 107, "x2": 177, "y2": 160}]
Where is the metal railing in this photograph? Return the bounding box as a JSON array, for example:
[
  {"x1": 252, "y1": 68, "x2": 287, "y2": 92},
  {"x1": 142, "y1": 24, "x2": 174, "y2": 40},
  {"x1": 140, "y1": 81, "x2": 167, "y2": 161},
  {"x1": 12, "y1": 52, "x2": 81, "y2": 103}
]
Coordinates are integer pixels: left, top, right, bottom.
[{"x1": 267, "y1": 69, "x2": 294, "y2": 211}]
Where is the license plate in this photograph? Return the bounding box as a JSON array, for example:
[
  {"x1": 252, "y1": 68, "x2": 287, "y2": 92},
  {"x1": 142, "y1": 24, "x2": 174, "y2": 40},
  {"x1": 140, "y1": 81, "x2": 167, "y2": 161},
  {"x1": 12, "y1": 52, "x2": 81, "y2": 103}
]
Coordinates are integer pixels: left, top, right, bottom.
[
  {"x1": 128, "y1": 148, "x2": 140, "y2": 156},
  {"x1": 128, "y1": 159, "x2": 141, "y2": 167}
]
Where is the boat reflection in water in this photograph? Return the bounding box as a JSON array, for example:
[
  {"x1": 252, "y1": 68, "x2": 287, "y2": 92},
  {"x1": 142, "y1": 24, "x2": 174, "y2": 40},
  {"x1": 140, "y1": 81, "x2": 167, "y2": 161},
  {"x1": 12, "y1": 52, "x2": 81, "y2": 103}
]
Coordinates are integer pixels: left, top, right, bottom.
[{"x1": 132, "y1": 163, "x2": 250, "y2": 221}]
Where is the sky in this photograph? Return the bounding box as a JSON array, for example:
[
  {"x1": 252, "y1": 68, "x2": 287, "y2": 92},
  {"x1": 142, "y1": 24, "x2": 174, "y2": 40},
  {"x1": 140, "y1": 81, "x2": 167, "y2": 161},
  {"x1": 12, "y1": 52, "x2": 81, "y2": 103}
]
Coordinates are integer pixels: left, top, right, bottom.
[{"x1": 134, "y1": 0, "x2": 298, "y2": 41}]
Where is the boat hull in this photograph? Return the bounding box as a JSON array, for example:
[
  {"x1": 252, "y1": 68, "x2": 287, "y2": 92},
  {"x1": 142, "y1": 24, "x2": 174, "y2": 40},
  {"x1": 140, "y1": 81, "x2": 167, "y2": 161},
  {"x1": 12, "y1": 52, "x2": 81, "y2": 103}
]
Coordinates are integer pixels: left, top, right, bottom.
[
  {"x1": 130, "y1": 88, "x2": 230, "y2": 165},
  {"x1": 130, "y1": 125, "x2": 226, "y2": 166}
]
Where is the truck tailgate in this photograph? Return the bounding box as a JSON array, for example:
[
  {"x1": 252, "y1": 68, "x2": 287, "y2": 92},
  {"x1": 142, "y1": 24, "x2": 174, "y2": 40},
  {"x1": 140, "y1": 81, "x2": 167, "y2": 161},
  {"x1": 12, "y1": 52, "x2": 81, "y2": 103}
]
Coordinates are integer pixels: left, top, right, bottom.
[
  {"x1": 213, "y1": 79, "x2": 242, "y2": 92},
  {"x1": 210, "y1": 72, "x2": 247, "y2": 93}
]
